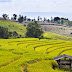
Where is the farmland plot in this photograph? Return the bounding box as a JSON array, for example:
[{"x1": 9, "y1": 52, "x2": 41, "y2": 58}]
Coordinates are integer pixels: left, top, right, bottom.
[{"x1": 0, "y1": 38, "x2": 72, "y2": 72}]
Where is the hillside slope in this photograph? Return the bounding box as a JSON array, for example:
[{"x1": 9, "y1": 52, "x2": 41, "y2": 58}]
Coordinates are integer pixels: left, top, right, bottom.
[
  {"x1": 41, "y1": 25, "x2": 72, "y2": 38},
  {"x1": 0, "y1": 38, "x2": 72, "y2": 72},
  {"x1": 0, "y1": 20, "x2": 72, "y2": 40},
  {"x1": 0, "y1": 20, "x2": 26, "y2": 36},
  {"x1": 43, "y1": 32, "x2": 72, "y2": 40}
]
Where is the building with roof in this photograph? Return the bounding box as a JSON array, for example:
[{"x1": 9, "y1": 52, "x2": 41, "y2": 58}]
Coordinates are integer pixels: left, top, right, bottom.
[{"x1": 54, "y1": 54, "x2": 72, "y2": 70}]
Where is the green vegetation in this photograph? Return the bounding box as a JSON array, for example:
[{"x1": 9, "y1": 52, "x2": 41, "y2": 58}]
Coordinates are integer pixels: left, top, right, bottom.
[
  {"x1": 0, "y1": 20, "x2": 72, "y2": 72},
  {"x1": 0, "y1": 38, "x2": 72, "y2": 72},
  {"x1": 0, "y1": 20, "x2": 26, "y2": 36},
  {"x1": 26, "y1": 21, "x2": 43, "y2": 38},
  {"x1": 0, "y1": 20, "x2": 71, "y2": 40},
  {"x1": 43, "y1": 32, "x2": 72, "y2": 40},
  {"x1": 18, "y1": 15, "x2": 23, "y2": 23},
  {"x1": 0, "y1": 26, "x2": 19, "y2": 39},
  {"x1": 2, "y1": 14, "x2": 8, "y2": 20},
  {"x1": 0, "y1": 26, "x2": 9, "y2": 38}
]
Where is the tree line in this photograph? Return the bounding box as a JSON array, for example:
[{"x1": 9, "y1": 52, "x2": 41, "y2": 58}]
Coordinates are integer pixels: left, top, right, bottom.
[{"x1": 2, "y1": 14, "x2": 72, "y2": 26}]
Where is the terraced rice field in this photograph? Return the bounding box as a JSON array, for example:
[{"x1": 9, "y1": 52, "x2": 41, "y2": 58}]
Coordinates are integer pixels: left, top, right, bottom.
[{"x1": 0, "y1": 38, "x2": 72, "y2": 72}]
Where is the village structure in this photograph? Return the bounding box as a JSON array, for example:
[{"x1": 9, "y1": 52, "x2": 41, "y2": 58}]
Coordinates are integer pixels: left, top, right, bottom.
[{"x1": 54, "y1": 54, "x2": 72, "y2": 70}]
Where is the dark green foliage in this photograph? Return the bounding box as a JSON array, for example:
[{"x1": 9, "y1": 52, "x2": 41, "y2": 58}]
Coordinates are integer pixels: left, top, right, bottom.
[
  {"x1": 9, "y1": 32, "x2": 12, "y2": 37},
  {"x1": 2, "y1": 14, "x2": 8, "y2": 20},
  {"x1": 54, "y1": 17, "x2": 60, "y2": 22},
  {"x1": 38, "y1": 16, "x2": 40, "y2": 21},
  {"x1": 24, "y1": 24, "x2": 26, "y2": 27},
  {"x1": 18, "y1": 15, "x2": 23, "y2": 23},
  {"x1": 13, "y1": 31, "x2": 18, "y2": 37},
  {"x1": 9, "y1": 31, "x2": 18, "y2": 37},
  {"x1": 0, "y1": 26, "x2": 9, "y2": 38},
  {"x1": 27, "y1": 18, "x2": 31, "y2": 21},
  {"x1": 0, "y1": 26, "x2": 19, "y2": 39},
  {"x1": 24, "y1": 16, "x2": 27, "y2": 21},
  {"x1": 26, "y1": 21, "x2": 43, "y2": 38},
  {"x1": 52, "y1": 61, "x2": 58, "y2": 70},
  {"x1": 61, "y1": 18, "x2": 69, "y2": 20},
  {"x1": 13, "y1": 14, "x2": 17, "y2": 20}
]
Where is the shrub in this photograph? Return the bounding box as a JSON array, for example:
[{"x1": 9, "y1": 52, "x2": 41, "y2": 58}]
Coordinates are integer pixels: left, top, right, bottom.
[
  {"x1": 18, "y1": 15, "x2": 23, "y2": 23},
  {"x1": 13, "y1": 31, "x2": 18, "y2": 37},
  {"x1": 24, "y1": 24, "x2": 26, "y2": 27},
  {"x1": 51, "y1": 61, "x2": 58, "y2": 70},
  {"x1": 9, "y1": 32, "x2": 12, "y2": 37},
  {"x1": 0, "y1": 26, "x2": 9, "y2": 38}
]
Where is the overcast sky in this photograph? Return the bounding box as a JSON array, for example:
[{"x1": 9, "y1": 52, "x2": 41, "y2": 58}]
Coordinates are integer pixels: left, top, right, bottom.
[{"x1": 0, "y1": 0, "x2": 72, "y2": 20}]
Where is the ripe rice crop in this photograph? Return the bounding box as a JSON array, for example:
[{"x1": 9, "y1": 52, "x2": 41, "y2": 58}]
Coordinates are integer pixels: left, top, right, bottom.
[{"x1": 0, "y1": 38, "x2": 72, "y2": 72}]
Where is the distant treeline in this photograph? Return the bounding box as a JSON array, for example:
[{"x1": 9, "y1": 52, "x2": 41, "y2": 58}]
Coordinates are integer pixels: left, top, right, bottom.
[{"x1": 1, "y1": 14, "x2": 72, "y2": 26}]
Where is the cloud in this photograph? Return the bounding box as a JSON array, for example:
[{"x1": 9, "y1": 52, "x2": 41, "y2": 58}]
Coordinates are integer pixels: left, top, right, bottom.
[
  {"x1": 0, "y1": 0, "x2": 72, "y2": 13},
  {"x1": 0, "y1": 0, "x2": 72, "y2": 20}
]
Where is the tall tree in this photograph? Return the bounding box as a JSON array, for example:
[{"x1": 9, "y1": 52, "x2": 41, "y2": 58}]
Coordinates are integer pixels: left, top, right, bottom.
[
  {"x1": 2, "y1": 14, "x2": 8, "y2": 20},
  {"x1": 40, "y1": 18, "x2": 42, "y2": 22},
  {"x1": 18, "y1": 15, "x2": 23, "y2": 23},
  {"x1": 54, "y1": 17, "x2": 60, "y2": 22},
  {"x1": 13, "y1": 14, "x2": 17, "y2": 20},
  {"x1": 26, "y1": 21, "x2": 43, "y2": 38},
  {"x1": 24, "y1": 16, "x2": 27, "y2": 21},
  {"x1": 47, "y1": 19, "x2": 50, "y2": 23},
  {"x1": 44, "y1": 17, "x2": 46, "y2": 22},
  {"x1": 38, "y1": 16, "x2": 40, "y2": 22}
]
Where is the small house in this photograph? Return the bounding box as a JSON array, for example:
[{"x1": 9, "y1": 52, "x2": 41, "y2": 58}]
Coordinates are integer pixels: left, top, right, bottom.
[{"x1": 54, "y1": 54, "x2": 72, "y2": 70}]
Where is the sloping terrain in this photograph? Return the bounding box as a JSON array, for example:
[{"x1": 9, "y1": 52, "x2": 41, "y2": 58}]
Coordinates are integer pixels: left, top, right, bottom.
[
  {"x1": 0, "y1": 20, "x2": 72, "y2": 72},
  {"x1": 43, "y1": 32, "x2": 72, "y2": 40},
  {"x1": 41, "y1": 25, "x2": 72, "y2": 38},
  {"x1": 0, "y1": 20, "x2": 26, "y2": 36},
  {"x1": 0, "y1": 38, "x2": 72, "y2": 72}
]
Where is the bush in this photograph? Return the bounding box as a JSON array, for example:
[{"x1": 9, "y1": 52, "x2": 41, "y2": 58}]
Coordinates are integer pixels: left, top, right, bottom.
[
  {"x1": 0, "y1": 26, "x2": 19, "y2": 39},
  {"x1": 18, "y1": 15, "x2": 23, "y2": 23},
  {"x1": 24, "y1": 24, "x2": 26, "y2": 27},
  {"x1": 9, "y1": 31, "x2": 18, "y2": 38},
  {"x1": 13, "y1": 31, "x2": 18, "y2": 37},
  {"x1": 9, "y1": 32, "x2": 12, "y2": 37},
  {"x1": 0, "y1": 26, "x2": 9, "y2": 38},
  {"x1": 51, "y1": 61, "x2": 58, "y2": 70}
]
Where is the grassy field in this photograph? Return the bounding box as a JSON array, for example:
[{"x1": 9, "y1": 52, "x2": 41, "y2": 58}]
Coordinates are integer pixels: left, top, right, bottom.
[
  {"x1": 0, "y1": 20, "x2": 72, "y2": 40},
  {"x1": 0, "y1": 20, "x2": 72, "y2": 72},
  {"x1": 43, "y1": 32, "x2": 72, "y2": 40},
  {"x1": 0, "y1": 38, "x2": 72, "y2": 72},
  {"x1": 0, "y1": 20, "x2": 26, "y2": 36}
]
